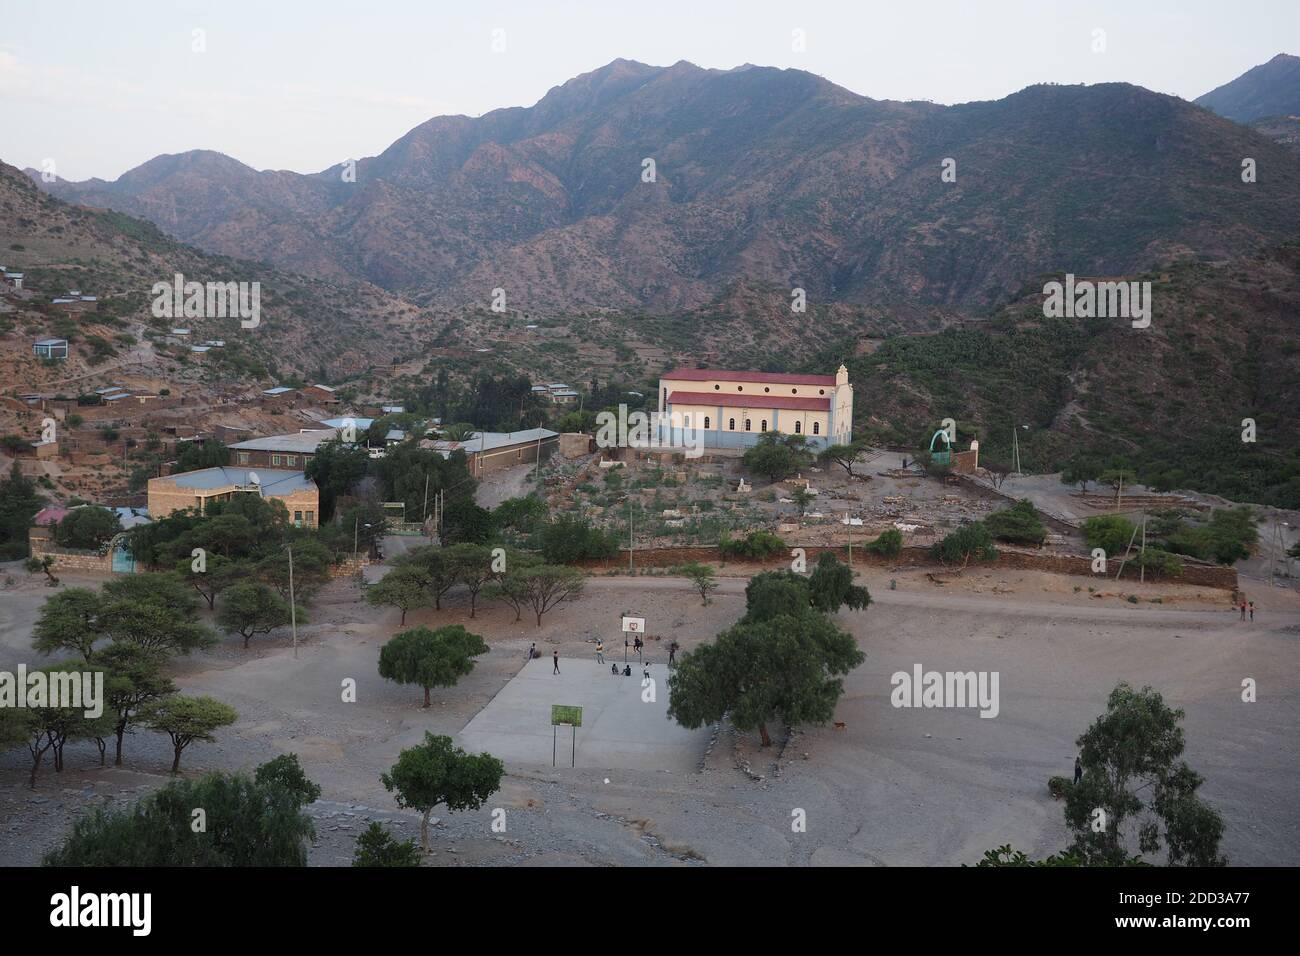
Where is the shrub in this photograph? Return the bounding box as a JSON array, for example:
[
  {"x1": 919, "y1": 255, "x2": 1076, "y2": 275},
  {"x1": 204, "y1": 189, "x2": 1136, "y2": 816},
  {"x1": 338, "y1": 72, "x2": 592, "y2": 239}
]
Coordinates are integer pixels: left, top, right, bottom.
[
  {"x1": 984, "y1": 500, "x2": 1047, "y2": 546},
  {"x1": 1081, "y1": 515, "x2": 1136, "y2": 558},
  {"x1": 866, "y1": 528, "x2": 903, "y2": 558},
  {"x1": 534, "y1": 516, "x2": 618, "y2": 563},
  {"x1": 1047, "y1": 776, "x2": 1071, "y2": 799},
  {"x1": 931, "y1": 522, "x2": 997, "y2": 567},
  {"x1": 718, "y1": 531, "x2": 787, "y2": 561},
  {"x1": 1135, "y1": 548, "x2": 1182, "y2": 576}
]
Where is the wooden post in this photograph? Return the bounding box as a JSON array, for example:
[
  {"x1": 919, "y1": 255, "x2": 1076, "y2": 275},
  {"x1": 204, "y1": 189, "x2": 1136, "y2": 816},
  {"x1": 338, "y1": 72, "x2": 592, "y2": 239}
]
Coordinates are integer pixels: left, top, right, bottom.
[{"x1": 288, "y1": 544, "x2": 298, "y2": 659}]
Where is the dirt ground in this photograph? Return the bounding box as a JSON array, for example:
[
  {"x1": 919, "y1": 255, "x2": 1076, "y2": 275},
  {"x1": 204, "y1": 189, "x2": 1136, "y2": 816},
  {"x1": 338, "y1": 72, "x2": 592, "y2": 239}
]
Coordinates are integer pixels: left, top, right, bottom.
[{"x1": 2, "y1": 556, "x2": 1297, "y2": 867}]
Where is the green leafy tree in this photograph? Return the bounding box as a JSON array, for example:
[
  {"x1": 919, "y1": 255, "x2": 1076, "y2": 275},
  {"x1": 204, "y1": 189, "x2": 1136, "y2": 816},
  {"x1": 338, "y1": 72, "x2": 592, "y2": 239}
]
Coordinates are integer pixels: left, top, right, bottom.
[
  {"x1": 442, "y1": 499, "x2": 493, "y2": 545},
  {"x1": 365, "y1": 565, "x2": 432, "y2": 625},
  {"x1": 807, "y1": 552, "x2": 871, "y2": 613},
  {"x1": 378, "y1": 625, "x2": 490, "y2": 707},
  {"x1": 1081, "y1": 515, "x2": 1137, "y2": 558},
  {"x1": 396, "y1": 545, "x2": 459, "y2": 610},
  {"x1": 33, "y1": 588, "x2": 105, "y2": 660},
  {"x1": 534, "y1": 516, "x2": 618, "y2": 563},
  {"x1": 217, "y1": 582, "x2": 302, "y2": 648},
  {"x1": 353, "y1": 822, "x2": 422, "y2": 867},
  {"x1": 668, "y1": 611, "x2": 864, "y2": 747},
  {"x1": 381, "y1": 733, "x2": 504, "y2": 852},
  {"x1": 54, "y1": 506, "x2": 121, "y2": 550},
  {"x1": 1060, "y1": 457, "x2": 1102, "y2": 493},
  {"x1": 516, "y1": 564, "x2": 584, "y2": 627},
  {"x1": 481, "y1": 550, "x2": 543, "y2": 621},
  {"x1": 866, "y1": 528, "x2": 903, "y2": 558},
  {"x1": 818, "y1": 440, "x2": 869, "y2": 478},
  {"x1": 141, "y1": 695, "x2": 239, "y2": 773},
  {"x1": 97, "y1": 643, "x2": 176, "y2": 766},
  {"x1": 1065, "y1": 683, "x2": 1227, "y2": 866},
  {"x1": 446, "y1": 543, "x2": 495, "y2": 617},
  {"x1": 743, "y1": 432, "x2": 812, "y2": 482},
  {"x1": 676, "y1": 563, "x2": 718, "y2": 605},
  {"x1": 984, "y1": 500, "x2": 1048, "y2": 545},
  {"x1": 172, "y1": 440, "x2": 229, "y2": 474},
  {"x1": 791, "y1": 486, "x2": 813, "y2": 517},
  {"x1": 304, "y1": 439, "x2": 370, "y2": 522},
  {"x1": 931, "y1": 522, "x2": 998, "y2": 568},
  {"x1": 44, "y1": 762, "x2": 316, "y2": 866},
  {"x1": 254, "y1": 753, "x2": 322, "y2": 806},
  {"x1": 718, "y1": 531, "x2": 786, "y2": 561},
  {"x1": 0, "y1": 461, "x2": 43, "y2": 559},
  {"x1": 492, "y1": 496, "x2": 547, "y2": 536}
]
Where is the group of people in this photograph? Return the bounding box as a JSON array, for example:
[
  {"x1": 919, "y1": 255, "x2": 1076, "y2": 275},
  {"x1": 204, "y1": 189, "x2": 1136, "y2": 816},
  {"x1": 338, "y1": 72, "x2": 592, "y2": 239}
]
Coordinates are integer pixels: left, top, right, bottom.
[
  {"x1": 532, "y1": 638, "x2": 683, "y2": 677},
  {"x1": 1238, "y1": 599, "x2": 1256, "y2": 621}
]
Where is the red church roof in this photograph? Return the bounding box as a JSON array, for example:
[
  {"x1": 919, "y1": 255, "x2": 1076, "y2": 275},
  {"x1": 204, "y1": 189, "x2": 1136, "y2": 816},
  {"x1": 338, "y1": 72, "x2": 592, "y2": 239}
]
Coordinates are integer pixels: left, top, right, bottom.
[
  {"x1": 666, "y1": 391, "x2": 830, "y2": 411},
  {"x1": 662, "y1": 368, "x2": 836, "y2": 386}
]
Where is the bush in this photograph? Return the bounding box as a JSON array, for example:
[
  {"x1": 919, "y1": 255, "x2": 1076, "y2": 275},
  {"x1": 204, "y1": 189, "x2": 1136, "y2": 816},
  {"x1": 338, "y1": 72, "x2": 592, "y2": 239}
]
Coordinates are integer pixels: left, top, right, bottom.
[
  {"x1": 534, "y1": 516, "x2": 618, "y2": 563},
  {"x1": 1081, "y1": 515, "x2": 1136, "y2": 558},
  {"x1": 931, "y1": 522, "x2": 997, "y2": 567},
  {"x1": 984, "y1": 500, "x2": 1047, "y2": 546},
  {"x1": 1135, "y1": 548, "x2": 1182, "y2": 576},
  {"x1": 54, "y1": 506, "x2": 121, "y2": 550},
  {"x1": 866, "y1": 528, "x2": 903, "y2": 558},
  {"x1": 1047, "y1": 776, "x2": 1071, "y2": 799},
  {"x1": 719, "y1": 531, "x2": 787, "y2": 561}
]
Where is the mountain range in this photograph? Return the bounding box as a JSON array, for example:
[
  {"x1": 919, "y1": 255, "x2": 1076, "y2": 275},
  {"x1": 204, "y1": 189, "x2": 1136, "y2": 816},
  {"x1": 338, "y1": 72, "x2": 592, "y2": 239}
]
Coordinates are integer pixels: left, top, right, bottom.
[{"x1": 28, "y1": 56, "x2": 1300, "y2": 316}]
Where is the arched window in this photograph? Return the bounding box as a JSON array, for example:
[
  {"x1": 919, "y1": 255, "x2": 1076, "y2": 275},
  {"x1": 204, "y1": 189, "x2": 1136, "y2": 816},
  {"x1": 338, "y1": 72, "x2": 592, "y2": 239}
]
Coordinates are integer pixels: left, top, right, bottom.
[
  {"x1": 704, "y1": 416, "x2": 711, "y2": 429},
  {"x1": 794, "y1": 421, "x2": 802, "y2": 434},
  {"x1": 813, "y1": 421, "x2": 820, "y2": 435},
  {"x1": 729, "y1": 418, "x2": 735, "y2": 430},
  {"x1": 760, "y1": 420, "x2": 767, "y2": 432},
  {"x1": 745, "y1": 419, "x2": 751, "y2": 431}
]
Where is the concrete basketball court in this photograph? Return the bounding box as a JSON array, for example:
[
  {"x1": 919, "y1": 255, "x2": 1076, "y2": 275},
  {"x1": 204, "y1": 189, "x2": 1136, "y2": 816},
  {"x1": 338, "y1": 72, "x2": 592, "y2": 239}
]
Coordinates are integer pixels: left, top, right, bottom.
[{"x1": 456, "y1": 657, "x2": 709, "y2": 771}]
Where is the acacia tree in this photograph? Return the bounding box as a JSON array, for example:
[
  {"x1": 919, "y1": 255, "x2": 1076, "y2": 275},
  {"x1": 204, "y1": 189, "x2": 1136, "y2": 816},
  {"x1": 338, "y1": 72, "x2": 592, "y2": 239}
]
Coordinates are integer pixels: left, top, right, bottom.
[
  {"x1": 378, "y1": 625, "x2": 489, "y2": 708},
  {"x1": 807, "y1": 552, "x2": 871, "y2": 613},
  {"x1": 818, "y1": 440, "x2": 868, "y2": 478},
  {"x1": 517, "y1": 564, "x2": 584, "y2": 627},
  {"x1": 668, "y1": 610, "x2": 864, "y2": 747},
  {"x1": 381, "y1": 733, "x2": 503, "y2": 852},
  {"x1": 217, "y1": 582, "x2": 303, "y2": 648},
  {"x1": 97, "y1": 642, "x2": 177, "y2": 766},
  {"x1": 142, "y1": 695, "x2": 239, "y2": 773},
  {"x1": 482, "y1": 550, "x2": 542, "y2": 621},
  {"x1": 1065, "y1": 682, "x2": 1227, "y2": 866},
  {"x1": 445, "y1": 543, "x2": 495, "y2": 618},
  {"x1": 676, "y1": 563, "x2": 718, "y2": 606},
  {"x1": 33, "y1": 588, "x2": 105, "y2": 660},
  {"x1": 365, "y1": 565, "x2": 431, "y2": 625},
  {"x1": 398, "y1": 546, "x2": 459, "y2": 610}
]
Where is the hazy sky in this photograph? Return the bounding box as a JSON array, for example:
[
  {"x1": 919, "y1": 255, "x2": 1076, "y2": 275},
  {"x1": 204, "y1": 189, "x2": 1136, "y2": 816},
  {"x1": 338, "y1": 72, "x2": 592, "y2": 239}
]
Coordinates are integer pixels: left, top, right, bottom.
[{"x1": 1, "y1": 0, "x2": 1293, "y2": 181}]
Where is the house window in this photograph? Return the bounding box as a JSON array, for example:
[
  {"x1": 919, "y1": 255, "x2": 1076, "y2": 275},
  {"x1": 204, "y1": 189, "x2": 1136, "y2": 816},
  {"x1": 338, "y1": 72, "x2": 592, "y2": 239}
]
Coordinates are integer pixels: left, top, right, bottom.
[
  {"x1": 745, "y1": 419, "x2": 751, "y2": 431},
  {"x1": 238, "y1": 452, "x2": 249, "y2": 465},
  {"x1": 683, "y1": 414, "x2": 690, "y2": 427},
  {"x1": 813, "y1": 422, "x2": 820, "y2": 435},
  {"x1": 761, "y1": 420, "x2": 767, "y2": 432},
  {"x1": 729, "y1": 418, "x2": 735, "y2": 430},
  {"x1": 272, "y1": 455, "x2": 281, "y2": 466},
  {"x1": 286, "y1": 456, "x2": 296, "y2": 467},
  {"x1": 306, "y1": 511, "x2": 314, "y2": 525},
  {"x1": 704, "y1": 416, "x2": 710, "y2": 429},
  {"x1": 795, "y1": 421, "x2": 802, "y2": 434},
  {"x1": 294, "y1": 511, "x2": 303, "y2": 526}
]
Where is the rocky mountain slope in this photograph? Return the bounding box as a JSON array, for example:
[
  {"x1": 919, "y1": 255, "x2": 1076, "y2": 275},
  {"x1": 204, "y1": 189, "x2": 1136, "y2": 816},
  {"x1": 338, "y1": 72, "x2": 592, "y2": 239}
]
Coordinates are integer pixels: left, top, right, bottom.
[{"x1": 31, "y1": 59, "x2": 1300, "y2": 317}]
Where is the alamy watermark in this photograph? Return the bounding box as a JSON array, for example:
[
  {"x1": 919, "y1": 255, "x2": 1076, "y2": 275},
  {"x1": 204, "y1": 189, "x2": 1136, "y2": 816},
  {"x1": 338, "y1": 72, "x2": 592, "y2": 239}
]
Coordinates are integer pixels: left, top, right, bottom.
[
  {"x1": 1042, "y1": 273, "x2": 1150, "y2": 328},
  {"x1": 890, "y1": 664, "x2": 999, "y2": 718},
  {"x1": 151, "y1": 273, "x2": 261, "y2": 328},
  {"x1": 595, "y1": 404, "x2": 703, "y2": 459},
  {"x1": 0, "y1": 665, "x2": 103, "y2": 718}
]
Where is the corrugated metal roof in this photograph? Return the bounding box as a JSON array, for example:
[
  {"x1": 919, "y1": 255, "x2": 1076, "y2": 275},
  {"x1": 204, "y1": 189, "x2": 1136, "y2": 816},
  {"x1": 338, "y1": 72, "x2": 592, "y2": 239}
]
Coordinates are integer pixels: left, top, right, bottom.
[
  {"x1": 230, "y1": 429, "x2": 341, "y2": 453},
  {"x1": 160, "y1": 466, "x2": 316, "y2": 494}
]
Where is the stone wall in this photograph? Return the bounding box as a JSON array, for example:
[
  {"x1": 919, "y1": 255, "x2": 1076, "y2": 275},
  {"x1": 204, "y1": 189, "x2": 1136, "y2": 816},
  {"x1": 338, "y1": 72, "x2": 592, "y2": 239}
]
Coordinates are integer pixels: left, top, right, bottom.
[
  {"x1": 575, "y1": 544, "x2": 1239, "y2": 590},
  {"x1": 27, "y1": 528, "x2": 115, "y2": 573}
]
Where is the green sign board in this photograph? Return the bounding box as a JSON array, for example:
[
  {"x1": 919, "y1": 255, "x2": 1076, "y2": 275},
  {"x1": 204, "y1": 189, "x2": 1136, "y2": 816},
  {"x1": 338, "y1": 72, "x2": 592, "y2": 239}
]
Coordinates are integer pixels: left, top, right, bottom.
[{"x1": 551, "y1": 704, "x2": 583, "y2": 727}]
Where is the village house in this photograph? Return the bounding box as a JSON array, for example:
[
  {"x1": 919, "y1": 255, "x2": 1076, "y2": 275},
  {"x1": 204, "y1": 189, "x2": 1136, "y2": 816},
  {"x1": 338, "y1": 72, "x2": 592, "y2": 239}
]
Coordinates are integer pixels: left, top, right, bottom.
[
  {"x1": 304, "y1": 384, "x2": 340, "y2": 405},
  {"x1": 656, "y1": 365, "x2": 854, "y2": 451},
  {"x1": 51, "y1": 291, "x2": 98, "y2": 312},
  {"x1": 227, "y1": 427, "x2": 344, "y2": 469},
  {"x1": 419, "y1": 428, "x2": 559, "y2": 477},
  {"x1": 34, "y1": 338, "x2": 69, "y2": 360},
  {"x1": 147, "y1": 466, "x2": 320, "y2": 527}
]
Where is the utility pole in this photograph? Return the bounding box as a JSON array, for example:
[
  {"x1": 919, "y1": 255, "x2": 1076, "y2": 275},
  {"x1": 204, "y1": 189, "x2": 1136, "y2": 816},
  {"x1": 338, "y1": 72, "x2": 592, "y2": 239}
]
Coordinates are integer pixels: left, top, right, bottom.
[
  {"x1": 422, "y1": 471, "x2": 430, "y2": 522},
  {"x1": 353, "y1": 515, "x2": 359, "y2": 560},
  {"x1": 1139, "y1": 512, "x2": 1147, "y2": 584},
  {"x1": 288, "y1": 544, "x2": 298, "y2": 660},
  {"x1": 1012, "y1": 427, "x2": 1019, "y2": 476},
  {"x1": 847, "y1": 510, "x2": 853, "y2": 568},
  {"x1": 628, "y1": 497, "x2": 634, "y2": 573}
]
